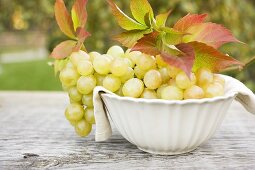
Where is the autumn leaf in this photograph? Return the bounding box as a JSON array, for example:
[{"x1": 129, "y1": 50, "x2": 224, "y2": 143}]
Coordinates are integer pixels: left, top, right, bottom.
[
  {"x1": 114, "y1": 29, "x2": 152, "y2": 48},
  {"x1": 161, "y1": 43, "x2": 195, "y2": 75},
  {"x1": 189, "y1": 41, "x2": 244, "y2": 72},
  {"x1": 50, "y1": 40, "x2": 77, "y2": 59},
  {"x1": 155, "y1": 10, "x2": 172, "y2": 28},
  {"x1": 161, "y1": 27, "x2": 186, "y2": 45},
  {"x1": 74, "y1": 27, "x2": 90, "y2": 51},
  {"x1": 131, "y1": 32, "x2": 161, "y2": 56},
  {"x1": 71, "y1": 0, "x2": 88, "y2": 30},
  {"x1": 130, "y1": 0, "x2": 154, "y2": 25},
  {"x1": 55, "y1": 0, "x2": 75, "y2": 39},
  {"x1": 174, "y1": 14, "x2": 207, "y2": 32},
  {"x1": 183, "y1": 23, "x2": 242, "y2": 48},
  {"x1": 107, "y1": 0, "x2": 148, "y2": 30}
]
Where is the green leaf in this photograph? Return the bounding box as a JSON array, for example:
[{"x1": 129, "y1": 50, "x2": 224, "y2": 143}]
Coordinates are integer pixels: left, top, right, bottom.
[
  {"x1": 107, "y1": 0, "x2": 148, "y2": 30},
  {"x1": 55, "y1": 0, "x2": 76, "y2": 39},
  {"x1": 71, "y1": 0, "x2": 88, "y2": 31},
  {"x1": 161, "y1": 27, "x2": 186, "y2": 45},
  {"x1": 130, "y1": 0, "x2": 154, "y2": 25},
  {"x1": 50, "y1": 40, "x2": 77, "y2": 59},
  {"x1": 113, "y1": 29, "x2": 152, "y2": 48},
  {"x1": 189, "y1": 41, "x2": 244, "y2": 72},
  {"x1": 155, "y1": 10, "x2": 171, "y2": 28}
]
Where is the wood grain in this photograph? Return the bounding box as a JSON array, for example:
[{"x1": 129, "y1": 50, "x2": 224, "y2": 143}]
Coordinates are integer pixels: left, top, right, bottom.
[{"x1": 0, "y1": 91, "x2": 255, "y2": 169}]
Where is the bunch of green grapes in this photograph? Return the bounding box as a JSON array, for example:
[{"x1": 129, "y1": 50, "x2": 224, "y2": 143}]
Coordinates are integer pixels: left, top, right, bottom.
[{"x1": 57, "y1": 45, "x2": 225, "y2": 137}]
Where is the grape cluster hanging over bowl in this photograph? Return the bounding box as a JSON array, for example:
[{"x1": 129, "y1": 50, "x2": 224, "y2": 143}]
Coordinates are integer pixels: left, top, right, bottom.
[{"x1": 50, "y1": 0, "x2": 254, "y2": 155}]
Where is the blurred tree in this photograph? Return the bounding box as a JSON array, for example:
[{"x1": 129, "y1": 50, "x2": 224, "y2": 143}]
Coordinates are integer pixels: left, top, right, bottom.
[{"x1": 0, "y1": 0, "x2": 254, "y2": 90}]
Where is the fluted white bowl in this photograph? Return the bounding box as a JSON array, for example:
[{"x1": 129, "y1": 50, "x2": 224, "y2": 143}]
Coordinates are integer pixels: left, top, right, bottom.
[{"x1": 100, "y1": 75, "x2": 238, "y2": 155}]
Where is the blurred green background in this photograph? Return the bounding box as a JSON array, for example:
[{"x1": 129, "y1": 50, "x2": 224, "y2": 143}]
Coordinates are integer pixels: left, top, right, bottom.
[{"x1": 0, "y1": 0, "x2": 254, "y2": 91}]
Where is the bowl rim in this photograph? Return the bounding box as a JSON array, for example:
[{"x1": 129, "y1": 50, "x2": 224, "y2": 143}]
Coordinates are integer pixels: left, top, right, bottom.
[{"x1": 100, "y1": 91, "x2": 238, "y2": 105}]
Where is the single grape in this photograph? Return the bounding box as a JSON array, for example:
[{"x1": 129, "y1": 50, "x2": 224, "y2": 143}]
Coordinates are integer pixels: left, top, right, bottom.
[
  {"x1": 68, "y1": 87, "x2": 82, "y2": 102},
  {"x1": 94, "y1": 73, "x2": 105, "y2": 86},
  {"x1": 77, "y1": 75, "x2": 97, "y2": 94},
  {"x1": 120, "y1": 67, "x2": 134, "y2": 83},
  {"x1": 141, "y1": 88, "x2": 158, "y2": 99},
  {"x1": 134, "y1": 66, "x2": 147, "y2": 79},
  {"x1": 159, "y1": 67, "x2": 171, "y2": 83},
  {"x1": 213, "y1": 74, "x2": 225, "y2": 86},
  {"x1": 93, "y1": 54, "x2": 112, "y2": 75},
  {"x1": 156, "y1": 84, "x2": 168, "y2": 98},
  {"x1": 84, "y1": 108, "x2": 95, "y2": 124},
  {"x1": 184, "y1": 85, "x2": 204, "y2": 99},
  {"x1": 65, "y1": 103, "x2": 84, "y2": 121},
  {"x1": 204, "y1": 82, "x2": 224, "y2": 98},
  {"x1": 196, "y1": 68, "x2": 214, "y2": 86},
  {"x1": 136, "y1": 54, "x2": 156, "y2": 71},
  {"x1": 77, "y1": 60, "x2": 94, "y2": 76},
  {"x1": 144, "y1": 70, "x2": 162, "y2": 89},
  {"x1": 107, "y1": 45, "x2": 125, "y2": 58},
  {"x1": 161, "y1": 86, "x2": 183, "y2": 100},
  {"x1": 110, "y1": 58, "x2": 129, "y2": 77},
  {"x1": 70, "y1": 50, "x2": 90, "y2": 67},
  {"x1": 175, "y1": 72, "x2": 196, "y2": 89},
  {"x1": 122, "y1": 78, "x2": 144, "y2": 98},
  {"x1": 156, "y1": 55, "x2": 167, "y2": 68},
  {"x1": 123, "y1": 58, "x2": 135, "y2": 68},
  {"x1": 59, "y1": 67, "x2": 80, "y2": 87},
  {"x1": 103, "y1": 74, "x2": 121, "y2": 92},
  {"x1": 65, "y1": 60, "x2": 74, "y2": 68},
  {"x1": 82, "y1": 93, "x2": 93, "y2": 108},
  {"x1": 75, "y1": 119, "x2": 92, "y2": 137},
  {"x1": 89, "y1": 51, "x2": 101, "y2": 62},
  {"x1": 167, "y1": 66, "x2": 181, "y2": 78},
  {"x1": 124, "y1": 50, "x2": 141, "y2": 64}
]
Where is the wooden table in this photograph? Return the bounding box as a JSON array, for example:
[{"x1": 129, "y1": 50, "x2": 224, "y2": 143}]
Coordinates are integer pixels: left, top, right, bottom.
[{"x1": 0, "y1": 91, "x2": 255, "y2": 169}]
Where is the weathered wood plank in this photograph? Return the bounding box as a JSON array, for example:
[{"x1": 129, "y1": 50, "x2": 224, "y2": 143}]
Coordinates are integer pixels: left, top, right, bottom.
[{"x1": 0, "y1": 91, "x2": 255, "y2": 169}]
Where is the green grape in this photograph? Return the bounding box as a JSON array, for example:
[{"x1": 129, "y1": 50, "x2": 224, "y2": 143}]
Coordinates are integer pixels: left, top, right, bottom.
[
  {"x1": 93, "y1": 54, "x2": 112, "y2": 75},
  {"x1": 77, "y1": 60, "x2": 94, "y2": 76},
  {"x1": 136, "y1": 54, "x2": 156, "y2": 71},
  {"x1": 89, "y1": 51, "x2": 101, "y2": 62},
  {"x1": 110, "y1": 58, "x2": 129, "y2": 77},
  {"x1": 94, "y1": 73, "x2": 105, "y2": 86},
  {"x1": 59, "y1": 67, "x2": 80, "y2": 87},
  {"x1": 68, "y1": 87, "x2": 82, "y2": 102},
  {"x1": 125, "y1": 50, "x2": 142, "y2": 65},
  {"x1": 65, "y1": 60, "x2": 74, "y2": 68},
  {"x1": 213, "y1": 75, "x2": 225, "y2": 86},
  {"x1": 77, "y1": 75, "x2": 97, "y2": 94},
  {"x1": 124, "y1": 58, "x2": 135, "y2": 68},
  {"x1": 69, "y1": 120, "x2": 77, "y2": 126},
  {"x1": 167, "y1": 66, "x2": 181, "y2": 78},
  {"x1": 65, "y1": 103, "x2": 84, "y2": 121},
  {"x1": 75, "y1": 119, "x2": 92, "y2": 137},
  {"x1": 69, "y1": 99, "x2": 82, "y2": 104},
  {"x1": 156, "y1": 55, "x2": 167, "y2": 68},
  {"x1": 115, "y1": 84, "x2": 124, "y2": 96},
  {"x1": 204, "y1": 82, "x2": 224, "y2": 98},
  {"x1": 141, "y1": 88, "x2": 158, "y2": 99},
  {"x1": 196, "y1": 68, "x2": 213, "y2": 86},
  {"x1": 85, "y1": 108, "x2": 95, "y2": 124},
  {"x1": 184, "y1": 85, "x2": 204, "y2": 99},
  {"x1": 122, "y1": 78, "x2": 144, "y2": 98},
  {"x1": 82, "y1": 93, "x2": 93, "y2": 108},
  {"x1": 161, "y1": 86, "x2": 183, "y2": 100},
  {"x1": 120, "y1": 67, "x2": 134, "y2": 83},
  {"x1": 134, "y1": 66, "x2": 147, "y2": 79},
  {"x1": 103, "y1": 74, "x2": 121, "y2": 92},
  {"x1": 158, "y1": 67, "x2": 171, "y2": 83},
  {"x1": 70, "y1": 50, "x2": 90, "y2": 67},
  {"x1": 176, "y1": 71, "x2": 194, "y2": 89},
  {"x1": 107, "y1": 45, "x2": 124, "y2": 58},
  {"x1": 156, "y1": 84, "x2": 168, "y2": 98},
  {"x1": 144, "y1": 70, "x2": 162, "y2": 89}
]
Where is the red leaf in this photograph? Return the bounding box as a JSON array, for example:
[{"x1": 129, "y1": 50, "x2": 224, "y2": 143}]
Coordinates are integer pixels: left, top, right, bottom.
[
  {"x1": 161, "y1": 43, "x2": 195, "y2": 75},
  {"x1": 174, "y1": 14, "x2": 207, "y2": 32},
  {"x1": 189, "y1": 41, "x2": 244, "y2": 72},
  {"x1": 184, "y1": 23, "x2": 242, "y2": 48},
  {"x1": 50, "y1": 40, "x2": 77, "y2": 59},
  {"x1": 131, "y1": 32, "x2": 161, "y2": 56},
  {"x1": 55, "y1": 0, "x2": 75, "y2": 39},
  {"x1": 74, "y1": 27, "x2": 90, "y2": 51},
  {"x1": 71, "y1": 0, "x2": 88, "y2": 30}
]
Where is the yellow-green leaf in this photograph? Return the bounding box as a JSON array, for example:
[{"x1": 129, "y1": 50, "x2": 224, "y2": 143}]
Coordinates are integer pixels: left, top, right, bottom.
[
  {"x1": 71, "y1": 0, "x2": 88, "y2": 31},
  {"x1": 155, "y1": 10, "x2": 171, "y2": 28}
]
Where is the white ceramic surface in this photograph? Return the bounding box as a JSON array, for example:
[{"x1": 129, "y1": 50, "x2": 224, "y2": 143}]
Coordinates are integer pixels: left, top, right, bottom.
[{"x1": 100, "y1": 75, "x2": 238, "y2": 155}]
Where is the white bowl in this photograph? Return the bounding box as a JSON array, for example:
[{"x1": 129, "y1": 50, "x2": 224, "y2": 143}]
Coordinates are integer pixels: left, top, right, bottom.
[{"x1": 100, "y1": 75, "x2": 238, "y2": 155}]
